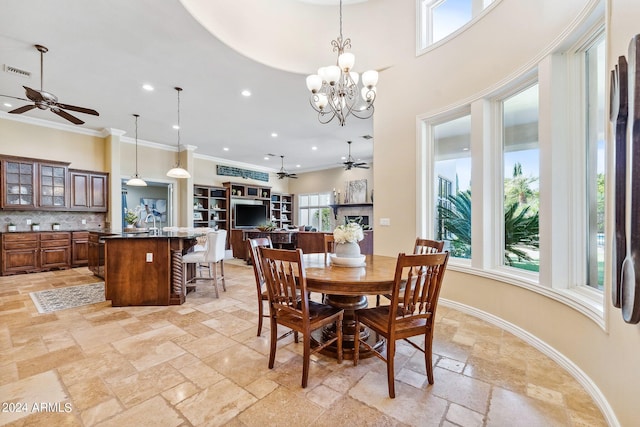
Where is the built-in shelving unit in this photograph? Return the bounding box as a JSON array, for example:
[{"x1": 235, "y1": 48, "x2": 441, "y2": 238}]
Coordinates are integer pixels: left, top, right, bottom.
[
  {"x1": 271, "y1": 193, "x2": 294, "y2": 228},
  {"x1": 193, "y1": 185, "x2": 228, "y2": 231}
]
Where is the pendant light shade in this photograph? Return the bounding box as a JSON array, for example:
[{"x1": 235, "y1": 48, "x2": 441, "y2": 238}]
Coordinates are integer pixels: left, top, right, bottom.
[
  {"x1": 166, "y1": 87, "x2": 191, "y2": 179},
  {"x1": 126, "y1": 114, "x2": 147, "y2": 186}
]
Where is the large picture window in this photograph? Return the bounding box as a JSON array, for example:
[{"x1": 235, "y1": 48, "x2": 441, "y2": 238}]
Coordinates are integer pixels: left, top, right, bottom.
[
  {"x1": 433, "y1": 114, "x2": 472, "y2": 258},
  {"x1": 585, "y1": 35, "x2": 606, "y2": 290},
  {"x1": 502, "y1": 84, "x2": 540, "y2": 272},
  {"x1": 298, "y1": 192, "x2": 332, "y2": 232}
]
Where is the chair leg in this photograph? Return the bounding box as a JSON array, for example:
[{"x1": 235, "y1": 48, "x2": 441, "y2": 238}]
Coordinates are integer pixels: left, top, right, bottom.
[
  {"x1": 425, "y1": 333, "x2": 434, "y2": 384},
  {"x1": 387, "y1": 339, "x2": 396, "y2": 398},
  {"x1": 302, "y1": 333, "x2": 311, "y2": 388},
  {"x1": 353, "y1": 316, "x2": 360, "y2": 366},
  {"x1": 220, "y1": 259, "x2": 226, "y2": 291},
  {"x1": 336, "y1": 316, "x2": 343, "y2": 364},
  {"x1": 257, "y1": 299, "x2": 264, "y2": 336},
  {"x1": 268, "y1": 317, "x2": 278, "y2": 369},
  {"x1": 211, "y1": 262, "x2": 219, "y2": 299}
]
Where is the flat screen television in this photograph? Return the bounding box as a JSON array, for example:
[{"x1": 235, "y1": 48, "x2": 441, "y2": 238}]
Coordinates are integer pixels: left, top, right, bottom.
[{"x1": 235, "y1": 204, "x2": 268, "y2": 228}]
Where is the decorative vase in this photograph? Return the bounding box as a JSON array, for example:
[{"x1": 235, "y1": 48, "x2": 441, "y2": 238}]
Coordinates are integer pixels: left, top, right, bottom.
[
  {"x1": 334, "y1": 241, "x2": 361, "y2": 258},
  {"x1": 7, "y1": 225, "x2": 16, "y2": 232},
  {"x1": 52, "y1": 224, "x2": 60, "y2": 230},
  {"x1": 31, "y1": 225, "x2": 40, "y2": 231}
]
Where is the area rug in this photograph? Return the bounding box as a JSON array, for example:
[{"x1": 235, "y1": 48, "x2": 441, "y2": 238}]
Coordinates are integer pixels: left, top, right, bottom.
[{"x1": 29, "y1": 282, "x2": 105, "y2": 314}]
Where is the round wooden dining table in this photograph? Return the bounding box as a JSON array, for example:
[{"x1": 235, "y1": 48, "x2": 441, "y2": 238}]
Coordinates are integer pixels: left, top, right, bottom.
[{"x1": 303, "y1": 253, "x2": 398, "y2": 359}]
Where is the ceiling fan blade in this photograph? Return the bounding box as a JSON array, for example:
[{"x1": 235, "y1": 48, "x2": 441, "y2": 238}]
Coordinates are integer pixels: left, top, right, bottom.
[
  {"x1": 9, "y1": 104, "x2": 36, "y2": 114},
  {"x1": 52, "y1": 108, "x2": 84, "y2": 125},
  {"x1": 288, "y1": 175, "x2": 298, "y2": 179},
  {"x1": 356, "y1": 165, "x2": 370, "y2": 169},
  {"x1": 23, "y1": 86, "x2": 45, "y2": 102},
  {"x1": 0, "y1": 94, "x2": 31, "y2": 102},
  {"x1": 57, "y1": 103, "x2": 99, "y2": 116}
]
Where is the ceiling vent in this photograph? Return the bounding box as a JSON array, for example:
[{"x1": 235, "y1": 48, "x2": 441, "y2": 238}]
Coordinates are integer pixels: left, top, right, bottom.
[
  {"x1": 3, "y1": 64, "x2": 31, "y2": 78},
  {"x1": 361, "y1": 134, "x2": 373, "y2": 140}
]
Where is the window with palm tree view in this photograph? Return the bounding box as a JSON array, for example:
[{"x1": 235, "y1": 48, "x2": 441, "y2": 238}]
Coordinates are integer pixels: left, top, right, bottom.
[
  {"x1": 502, "y1": 84, "x2": 540, "y2": 272},
  {"x1": 433, "y1": 114, "x2": 471, "y2": 259}
]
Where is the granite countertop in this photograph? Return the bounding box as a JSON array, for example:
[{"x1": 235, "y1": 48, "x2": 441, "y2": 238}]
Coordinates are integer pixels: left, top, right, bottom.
[{"x1": 99, "y1": 230, "x2": 206, "y2": 239}]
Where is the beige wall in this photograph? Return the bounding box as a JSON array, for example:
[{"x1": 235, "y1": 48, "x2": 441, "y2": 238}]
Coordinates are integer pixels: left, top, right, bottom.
[
  {"x1": 372, "y1": 0, "x2": 637, "y2": 425},
  {"x1": 0, "y1": 118, "x2": 105, "y2": 171}
]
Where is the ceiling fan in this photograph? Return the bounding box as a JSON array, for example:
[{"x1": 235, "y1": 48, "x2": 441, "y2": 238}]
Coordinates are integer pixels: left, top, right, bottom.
[
  {"x1": 0, "y1": 44, "x2": 99, "y2": 125},
  {"x1": 276, "y1": 155, "x2": 298, "y2": 179},
  {"x1": 342, "y1": 141, "x2": 369, "y2": 170}
]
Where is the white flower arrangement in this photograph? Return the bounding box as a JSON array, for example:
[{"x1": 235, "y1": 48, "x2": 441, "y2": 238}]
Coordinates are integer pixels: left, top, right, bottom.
[{"x1": 333, "y1": 222, "x2": 364, "y2": 244}]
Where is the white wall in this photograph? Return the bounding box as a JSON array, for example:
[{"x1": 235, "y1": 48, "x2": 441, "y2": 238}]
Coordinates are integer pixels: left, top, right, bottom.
[{"x1": 372, "y1": 0, "x2": 638, "y2": 425}]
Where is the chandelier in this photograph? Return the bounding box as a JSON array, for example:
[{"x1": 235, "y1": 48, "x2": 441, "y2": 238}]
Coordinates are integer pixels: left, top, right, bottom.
[
  {"x1": 126, "y1": 114, "x2": 147, "y2": 186},
  {"x1": 166, "y1": 86, "x2": 191, "y2": 179},
  {"x1": 305, "y1": 0, "x2": 378, "y2": 126}
]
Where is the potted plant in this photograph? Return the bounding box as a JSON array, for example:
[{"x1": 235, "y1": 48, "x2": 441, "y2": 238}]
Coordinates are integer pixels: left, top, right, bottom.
[
  {"x1": 52, "y1": 222, "x2": 60, "y2": 231},
  {"x1": 31, "y1": 223, "x2": 40, "y2": 231},
  {"x1": 7, "y1": 223, "x2": 17, "y2": 232},
  {"x1": 124, "y1": 208, "x2": 139, "y2": 229}
]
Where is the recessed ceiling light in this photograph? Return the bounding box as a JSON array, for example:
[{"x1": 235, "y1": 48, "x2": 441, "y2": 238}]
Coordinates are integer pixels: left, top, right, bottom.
[
  {"x1": 3, "y1": 103, "x2": 11, "y2": 107},
  {"x1": 241, "y1": 90, "x2": 251, "y2": 97},
  {"x1": 296, "y1": 164, "x2": 301, "y2": 168},
  {"x1": 172, "y1": 125, "x2": 179, "y2": 130},
  {"x1": 463, "y1": 147, "x2": 469, "y2": 151},
  {"x1": 271, "y1": 132, "x2": 278, "y2": 138},
  {"x1": 223, "y1": 147, "x2": 229, "y2": 151},
  {"x1": 264, "y1": 156, "x2": 269, "y2": 160},
  {"x1": 312, "y1": 146, "x2": 318, "y2": 150},
  {"x1": 341, "y1": 156, "x2": 346, "y2": 160},
  {"x1": 142, "y1": 84, "x2": 154, "y2": 91}
]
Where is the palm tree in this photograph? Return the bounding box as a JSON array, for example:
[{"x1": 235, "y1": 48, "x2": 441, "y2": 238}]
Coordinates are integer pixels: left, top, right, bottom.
[{"x1": 437, "y1": 190, "x2": 539, "y2": 265}]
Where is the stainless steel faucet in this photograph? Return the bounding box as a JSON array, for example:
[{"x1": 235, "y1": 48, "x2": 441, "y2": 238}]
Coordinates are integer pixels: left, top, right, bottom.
[{"x1": 145, "y1": 213, "x2": 158, "y2": 234}]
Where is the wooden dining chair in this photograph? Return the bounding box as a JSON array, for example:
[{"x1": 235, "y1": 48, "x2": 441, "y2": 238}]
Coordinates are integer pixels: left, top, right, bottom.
[
  {"x1": 247, "y1": 237, "x2": 273, "y2": 336},
  {"x1": 323, "y1": 234, "x2": 335, "y2": 264},
  {"x1": 354, "y1": 251, "x2": 450, "y2": 398},
  {"x1": 376, "y1": 238, "x2": 445, "y2": 306},
  {"x1": 260, "y1": 247, "x2": 344, "y2": 388}
]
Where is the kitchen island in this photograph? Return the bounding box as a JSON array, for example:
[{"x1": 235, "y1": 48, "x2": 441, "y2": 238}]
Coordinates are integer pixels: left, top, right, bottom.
[{"x1": 92, "y1": 230, "x2": 203, "y2": 306}]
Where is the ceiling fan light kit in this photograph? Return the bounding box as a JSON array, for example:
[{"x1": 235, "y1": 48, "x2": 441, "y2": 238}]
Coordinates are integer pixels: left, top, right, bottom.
[
  {"x1": 0, "y1": 44, "x2": 99, "y2": 125},
  {"x1": 305, "y1": 0, "x2": 378, "y2": 126},
  {"x1": 166, "y1": 87, "x2": 191, "y2": 179},
  {"x1": 126, "y1": 114, "x2": 147, "y2": 187}
]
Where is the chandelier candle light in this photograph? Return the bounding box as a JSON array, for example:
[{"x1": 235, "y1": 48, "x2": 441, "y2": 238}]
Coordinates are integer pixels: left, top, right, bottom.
[
  {"x1": 166, "y1": 87, "x2": 191, "y2": 179},
  {"x1": 305, "y1": 0, "x2": 378, "y2": 126}
]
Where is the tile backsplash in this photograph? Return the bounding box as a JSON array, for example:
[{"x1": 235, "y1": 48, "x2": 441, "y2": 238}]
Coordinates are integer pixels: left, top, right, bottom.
[{"x1": 1, "y1": 211, "x2": 107, "y2": 231}]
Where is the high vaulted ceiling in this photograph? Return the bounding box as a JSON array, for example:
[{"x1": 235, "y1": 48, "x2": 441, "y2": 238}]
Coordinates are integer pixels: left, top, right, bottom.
[{"x1": 0, "y1": 0, "x2": 407, "y2": 173}]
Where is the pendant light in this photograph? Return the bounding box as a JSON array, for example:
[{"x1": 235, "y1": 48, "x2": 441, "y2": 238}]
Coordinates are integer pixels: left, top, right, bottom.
[
  {"x1": 166, "y1": 86, "x2": 191, "y2": 179},
  {"x1": 126, "y1": 114, "x2": 147, "y2": 186}
]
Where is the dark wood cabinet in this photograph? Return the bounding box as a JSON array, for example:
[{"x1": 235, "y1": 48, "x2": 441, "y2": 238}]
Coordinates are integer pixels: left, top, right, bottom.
[
  {"x1": 1, "y1": 233, "x2": 39, "y2": 274},
  {"x1": 40, "y1": 232, "x2": 71, "y2": 269},
  {"x1": 88, "y1": 232, "x2": 109, "y2": 278},
  {"x1": 69, "y1": 170, "x2": 108, "y2": 212},
  {"x1": 1, "y1": 156, "x2": 70, "y2": 210},
  {"x1": 1, "y1": 156, "x2": 108, "y2": 212},
  {"x1": 71, "y1": 231, "x2": 89, "y2": 267},
  {"x1": 37, "y1": 163, "x2": 68, "y2": 209},
  {"x1": 1, "y1": 232, "x2": 72, "y2": 275}
]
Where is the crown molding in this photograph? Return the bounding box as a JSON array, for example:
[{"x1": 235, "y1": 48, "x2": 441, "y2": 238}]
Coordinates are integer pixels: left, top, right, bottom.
[{"x1": 0, "y1": 111, "x2": 106, "y2": 137}]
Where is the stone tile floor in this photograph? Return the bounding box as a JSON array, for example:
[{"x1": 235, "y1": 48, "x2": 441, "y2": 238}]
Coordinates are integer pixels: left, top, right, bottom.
[{"x1": 0, "y1": 262, "x2": 607, "y2": 426}]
